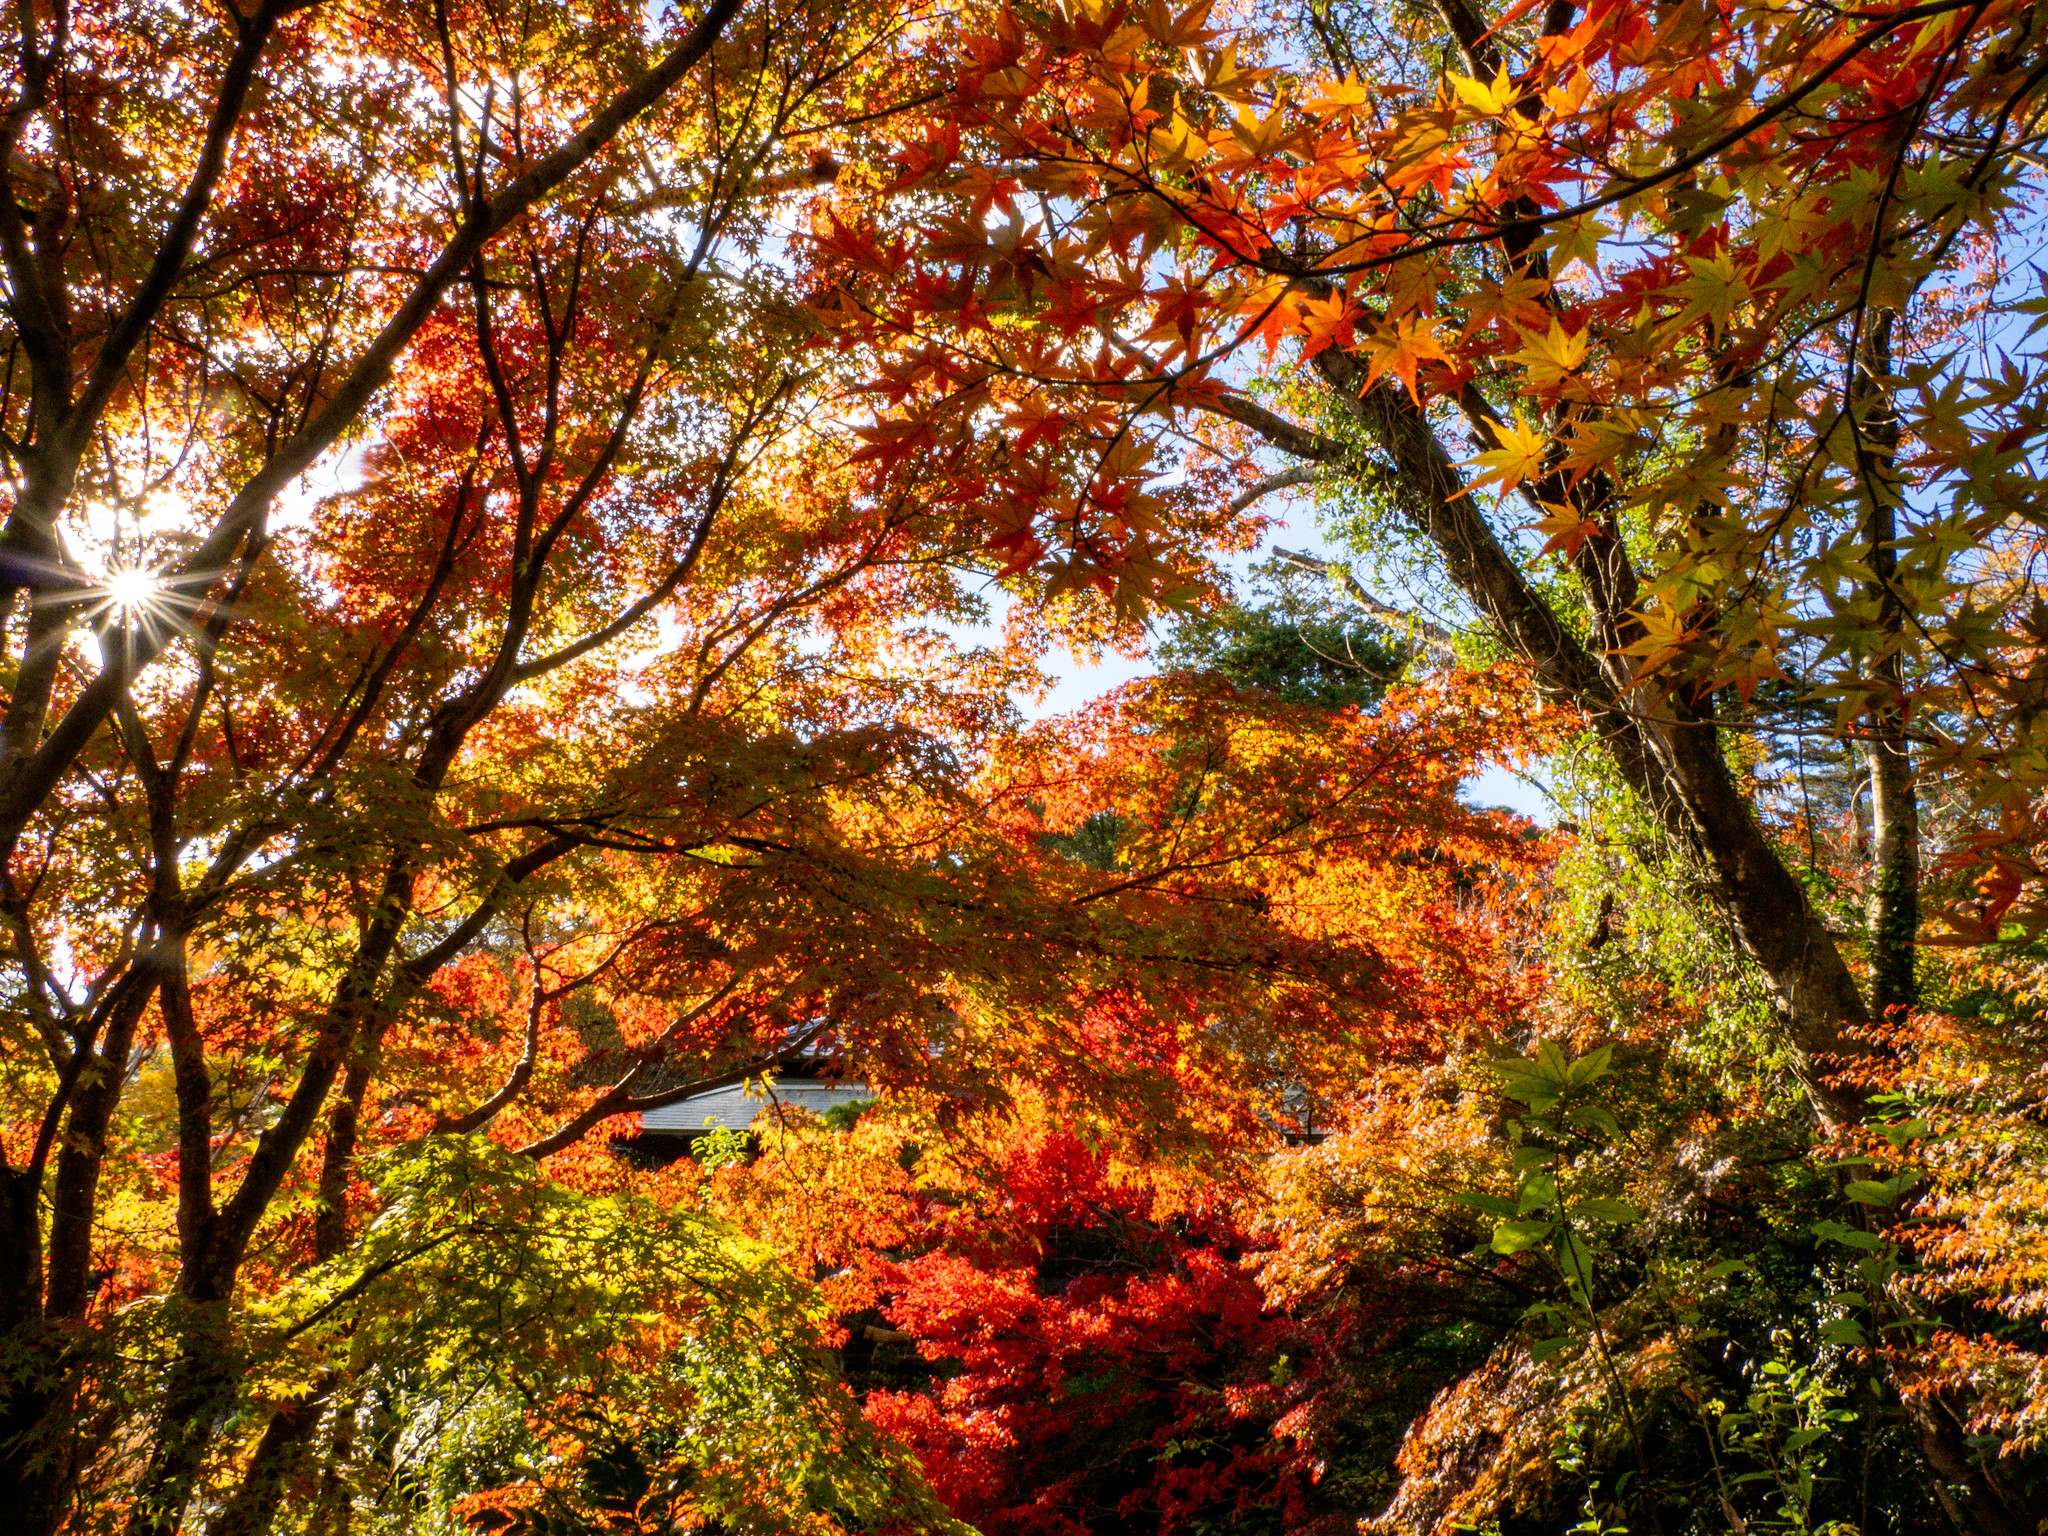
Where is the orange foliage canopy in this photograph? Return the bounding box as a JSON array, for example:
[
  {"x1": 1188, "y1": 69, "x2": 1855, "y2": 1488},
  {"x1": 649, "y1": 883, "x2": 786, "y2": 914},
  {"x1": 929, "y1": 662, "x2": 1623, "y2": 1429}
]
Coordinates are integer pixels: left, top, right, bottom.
[{"x1": 1, "y1": 0, "x2": 2043, "y2": 1527}]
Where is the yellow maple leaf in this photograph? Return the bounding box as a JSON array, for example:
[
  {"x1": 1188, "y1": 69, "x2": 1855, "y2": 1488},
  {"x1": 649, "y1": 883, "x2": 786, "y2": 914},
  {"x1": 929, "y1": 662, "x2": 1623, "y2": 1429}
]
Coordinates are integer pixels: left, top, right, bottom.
[
  {"x1": 1446, "y1": 66, "x2": 1517, "y2": 117},
  {"x1": 1305, "y1": 74, "x2": 1373, "y2": 121},
  {"x1": 1145, "y1": 103, "x2": 1207, "y2": 171},
  {"x1": 1618, "y1": 602, "x2": 1702, "y2": 673},
  {"x1": 1675, "y1": 253, "x2": 1753, "y2": 331},
  {"x1": 1464, "y1": 412, "x2": 1550, "y2": 495},
  {"x1": 1228, "y1": 103, "x2": 1295, "y2": 161},
  {"x1": 1513, "y1": 318, "x2": 1590, "y2": 387},
  {"x1": 1547, "y1": 215, "x2": 1609, "y2": 276},
  {"x1": 1137, "y1": 0, "x2": 1217, "y2": 48},
  {"x1": 1189, "y1": 38, "x2": 1274, "y2": 101}
]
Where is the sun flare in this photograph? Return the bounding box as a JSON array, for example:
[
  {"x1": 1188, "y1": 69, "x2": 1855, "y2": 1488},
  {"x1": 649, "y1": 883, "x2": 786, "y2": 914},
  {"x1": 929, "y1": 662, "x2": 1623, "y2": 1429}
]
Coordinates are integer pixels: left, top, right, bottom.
[{"x1": 100, "y1": 565, "x2": 164, "y2": 618}]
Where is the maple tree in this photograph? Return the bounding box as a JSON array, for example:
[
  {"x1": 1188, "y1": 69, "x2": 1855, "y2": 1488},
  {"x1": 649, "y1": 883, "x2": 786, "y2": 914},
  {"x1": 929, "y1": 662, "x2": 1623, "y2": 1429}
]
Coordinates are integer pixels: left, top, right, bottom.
[
  {"x1": 799, "y1": 0, "x2": 2048, "y2": 1525},
  {"x1": 0, "y1": 0, "x2": 1393, "y2": 1527},
  {"x1": 6, "y1": 0, "x2": 2048, "y2": 1526},
  {"x1": 0, "y1": 0, "x2": 952, "y2": 1523},
  {"x1": 670, "y1": 645, "x2": 1562, "y2": 1536},
  {"x1": 814, "y1": 1126, "x2": 1320, "y2": 1536},
  {"x1": 817, "y1": 0, "x2": 2048, "y2": 1108},
  {"x1": 0, "y1": 0, "x2": 1543, "y2": 1502}
]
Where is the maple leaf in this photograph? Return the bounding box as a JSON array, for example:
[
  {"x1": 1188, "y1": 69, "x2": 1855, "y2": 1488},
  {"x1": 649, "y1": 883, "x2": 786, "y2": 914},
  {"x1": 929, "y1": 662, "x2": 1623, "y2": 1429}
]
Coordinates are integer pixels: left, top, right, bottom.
[
  {"x1": 1138, "y1": 0, "x2": 1219, "y2": 48},
  {"x1": 1512, "y1": 319, "x2": 1591, "y2": 389},
  {"x1": 1358, "y1": 314, "x2": 1448, "y2": 396},
  {"x1": 1446, "y1": 66, "x2": 1518, "y2": 117},
  {"x1": 1187, "y1": 37, "x2": 1273, "y2": 101},
  {"x1": 1146, "y1": 101, "x2": 1209, "y2": 172},
  {"x1": 1298, "y1": 292, "x2": 1361, "y2": 360},
  {"x1": 1546, "y1": 215, "x2": 1610, "y2": 276},
  {"x1": 1674, "y1": 252, "x2": 1753, "y2": 331},
  {"x1": 1305, "y1": 74, "x2": 1373, "y2": 123},
  {"x1": 1530, "y1": 500, "x2": 1603, "y2": 558},
  {"x1": 1226, "y1": 103, "x2": 1298, "y2": 162},
  {"x1": 1459, "y1": 273, "x2": 1554, "y2": 340},
  {"x1": 1465, "y1": 412, "x2": 1551, "y2": 494}
]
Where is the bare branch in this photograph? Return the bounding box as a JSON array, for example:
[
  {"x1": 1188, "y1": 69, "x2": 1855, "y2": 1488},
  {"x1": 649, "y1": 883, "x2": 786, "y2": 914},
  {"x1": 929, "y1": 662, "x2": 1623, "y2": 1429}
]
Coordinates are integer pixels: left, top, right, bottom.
[
  {"x1": 1228, "y1": 465, "x2": 1329, "y2": 514},
  {"x1": 1270, "y1": 547, "x2": 1459, "y2": 661}
]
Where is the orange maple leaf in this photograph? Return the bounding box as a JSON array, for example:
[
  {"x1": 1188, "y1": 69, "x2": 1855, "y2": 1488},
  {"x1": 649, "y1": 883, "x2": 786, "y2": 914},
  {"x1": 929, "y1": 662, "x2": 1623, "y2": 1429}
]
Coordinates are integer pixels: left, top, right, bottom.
[{"x1": 1359, "y1": 315, "x2": 1448, "y2": 398}]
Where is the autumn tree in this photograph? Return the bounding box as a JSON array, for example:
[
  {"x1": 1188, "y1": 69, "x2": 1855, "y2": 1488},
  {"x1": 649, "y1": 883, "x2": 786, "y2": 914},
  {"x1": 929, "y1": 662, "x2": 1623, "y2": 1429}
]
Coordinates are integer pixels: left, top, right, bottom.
[
  {"x1": 0, "y1": 0, "x2": 1438, "y2": 1527},
  {"x1": 809, "y1": 0, "x2": 2048, "y2": 1523},
  {"x1": 8, "y1": 0, "x2": 2047, "y2": 1525},
  {"x1": 671, "y1": 654, "x2": 1557, "y2": 1536},
  {"x1": 0, "y1": 0, "x2": 927, "y2": 1524},
  {"x1": 820, "y1": 0, "x2": 2048, "y2": 1096}
]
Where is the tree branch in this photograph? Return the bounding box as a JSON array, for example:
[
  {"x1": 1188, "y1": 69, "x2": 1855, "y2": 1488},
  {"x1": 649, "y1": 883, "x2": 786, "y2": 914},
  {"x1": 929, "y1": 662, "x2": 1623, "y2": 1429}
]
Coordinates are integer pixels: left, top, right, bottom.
[
  {"x1": 1228, "y1": 465, "x2": 1329, "y2": 513},
  {"x1": 1199, "y1": 392, "x2": 1351, "y2": 463},
  {"x1": 0, "y1": 0, "x2": 750, "y2": 858},
  {"x1": 1270, "y1": 547, "x2": 1459, "y2": 660}
]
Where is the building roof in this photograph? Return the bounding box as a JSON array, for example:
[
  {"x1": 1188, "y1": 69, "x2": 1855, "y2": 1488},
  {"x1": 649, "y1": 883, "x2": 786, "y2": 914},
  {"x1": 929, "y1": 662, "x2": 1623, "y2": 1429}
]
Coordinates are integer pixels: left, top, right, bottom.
[{"x1": 639, "y1": 1075, "x2": 872, "y2": 1135}]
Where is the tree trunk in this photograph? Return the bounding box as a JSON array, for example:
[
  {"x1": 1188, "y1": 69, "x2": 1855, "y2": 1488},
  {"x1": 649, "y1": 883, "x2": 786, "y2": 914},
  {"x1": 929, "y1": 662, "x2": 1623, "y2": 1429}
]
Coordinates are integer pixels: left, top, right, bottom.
[
  {"x1": 1289, "y1": 178, "x2": 2036, "y2": 1536},
  {"x1": 1298, "y1": 344, "x2": 2038, "y2": 1536},
  {"x1": 1854, "y1": 312, "x2": 1920, "y2": 1016},
  {"x1": 1313, "y1": 353, "x2": 1874, "y2": 1127},
  {"x1": 0, "y1": 965, "x2": 161, "y2": 1536},
  {"x1": 0, "y1": 1170, "x2": 69, "y2": 1536},
  {"x1": 202, "y1": 1382, "x2": 338, "y2": 1536},
  {"x1": 193, "y1": 1051, "x2": 393, "y2": 1536}
]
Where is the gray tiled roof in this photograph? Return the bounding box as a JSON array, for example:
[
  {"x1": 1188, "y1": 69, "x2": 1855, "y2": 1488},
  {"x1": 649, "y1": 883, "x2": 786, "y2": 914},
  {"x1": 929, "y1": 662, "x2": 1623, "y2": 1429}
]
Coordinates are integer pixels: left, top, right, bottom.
[{"x1": 639, "y1": 1076, "x2": 872, "y2": 1134}]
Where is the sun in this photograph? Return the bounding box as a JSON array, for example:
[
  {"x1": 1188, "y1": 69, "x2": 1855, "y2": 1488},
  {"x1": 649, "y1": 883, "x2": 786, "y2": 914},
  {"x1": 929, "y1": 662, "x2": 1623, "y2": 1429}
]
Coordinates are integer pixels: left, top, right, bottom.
[{"x1": 100, "y1": 565, "x2": 165, "y2": 619}]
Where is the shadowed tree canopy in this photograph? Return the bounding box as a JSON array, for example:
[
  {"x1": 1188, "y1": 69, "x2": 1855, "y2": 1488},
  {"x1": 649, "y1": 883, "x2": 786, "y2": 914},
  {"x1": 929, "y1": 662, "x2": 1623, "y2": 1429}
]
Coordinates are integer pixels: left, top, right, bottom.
[{"x1": 1158, "y1": 562, "x2": 1409, "y2": 713}]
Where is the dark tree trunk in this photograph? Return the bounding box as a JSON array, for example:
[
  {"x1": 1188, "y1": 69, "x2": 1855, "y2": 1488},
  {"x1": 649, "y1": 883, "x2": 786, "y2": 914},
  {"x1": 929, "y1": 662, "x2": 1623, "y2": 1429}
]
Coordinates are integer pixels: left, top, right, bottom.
[
  {"x1": 1854, "y1": 312, "x2": 1920, "y2": 1016},
  {"x1": 202, "y1": 1383, "x2": 337, "y2": 1536},
  {"x1": 1311, "y1": 351, "x2": 1875, "y2": 1127},
  {"x1": 0, "y1": 1168, "x2": 68, "y2": 1536}
]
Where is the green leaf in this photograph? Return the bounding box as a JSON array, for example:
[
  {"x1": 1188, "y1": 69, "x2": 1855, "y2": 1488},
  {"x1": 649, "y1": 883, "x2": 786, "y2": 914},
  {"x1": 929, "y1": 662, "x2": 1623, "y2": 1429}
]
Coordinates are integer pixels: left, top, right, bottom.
[
  {"x1": 1545, "y1": 214, "x2": 1611, "y2": 275},
  {"x1": 1856, "y1": 1253, "x2": 1900, "y2": 1288},
  {"x1": 1571, "y1": 1196, "x2": 1642, "y2": 1225},
  {"x1": 1452, "y1": 1191, "x2": 1518, "y2": 1219},
  {"x1": 1492, "y1": 1219, "x2": 1553, "y2": 1254},
  {"x1": 1492, "y1": 1058, "x2": 1559, "y2": 1102},
  {"x1": 1564, "y1": 1103, "x2": 1622, "y2": 1140},
  {"x1": 1517, "y1": 1172, "x2": 1558, "y2": 1215},
  {"x1": 1555, "y1": 1228, "x2": 1595, "y2": 1293},
  {"x1": 1565, "y1": 1044, "x2": 1614, "y2": 1086},
  {"x1": 1819, "y1": 1318, "x2": 1867, "y2": 1347},
  {"x1": 1845, "y1": 1172, "x2": 1920, "y2": 1207},
  {"x1": 1813, "y1": 1219, "x2": 1886, "y2": 1251}
]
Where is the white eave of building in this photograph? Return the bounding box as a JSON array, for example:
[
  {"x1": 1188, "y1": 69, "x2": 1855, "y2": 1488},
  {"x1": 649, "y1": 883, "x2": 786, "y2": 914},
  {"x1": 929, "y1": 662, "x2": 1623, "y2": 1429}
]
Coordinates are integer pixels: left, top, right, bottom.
[{"x1": 639, "y1": 1076, "x2": 873, "y2": 1136}]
